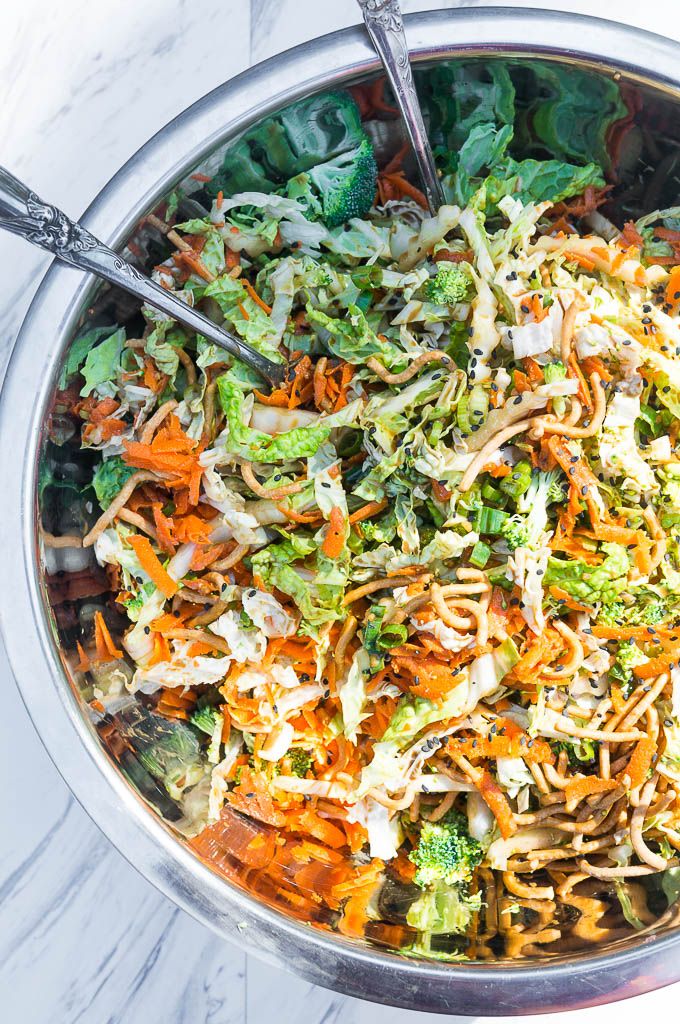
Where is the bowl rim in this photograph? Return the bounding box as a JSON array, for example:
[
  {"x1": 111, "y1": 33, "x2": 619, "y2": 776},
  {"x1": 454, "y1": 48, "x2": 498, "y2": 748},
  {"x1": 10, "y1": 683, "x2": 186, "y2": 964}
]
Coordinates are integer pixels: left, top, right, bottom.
[{"x1": 4, "y1": 6, "x2": 680, "y2": 1014}]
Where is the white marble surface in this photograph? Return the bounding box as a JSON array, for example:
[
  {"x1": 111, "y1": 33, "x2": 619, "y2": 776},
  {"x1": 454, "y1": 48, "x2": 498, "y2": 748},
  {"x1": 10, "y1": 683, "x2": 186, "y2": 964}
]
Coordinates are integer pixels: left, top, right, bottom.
[{"x1": 1, "y1": 1, "x2": 680, "y2": 1021}]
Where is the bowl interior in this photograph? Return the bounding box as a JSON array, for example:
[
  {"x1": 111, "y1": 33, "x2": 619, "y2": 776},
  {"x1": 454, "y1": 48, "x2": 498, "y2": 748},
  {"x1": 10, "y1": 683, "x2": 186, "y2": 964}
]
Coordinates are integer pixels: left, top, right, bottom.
[{"x1": 34, "y1": 46, "x2": 680, "y2": 972}]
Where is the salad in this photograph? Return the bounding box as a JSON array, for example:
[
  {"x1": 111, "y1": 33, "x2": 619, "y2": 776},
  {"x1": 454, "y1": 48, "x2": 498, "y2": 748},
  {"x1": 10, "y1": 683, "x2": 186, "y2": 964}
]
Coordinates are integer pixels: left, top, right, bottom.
[{"x1": 52, "y1": 76, "x2": 680, "y2": 959}]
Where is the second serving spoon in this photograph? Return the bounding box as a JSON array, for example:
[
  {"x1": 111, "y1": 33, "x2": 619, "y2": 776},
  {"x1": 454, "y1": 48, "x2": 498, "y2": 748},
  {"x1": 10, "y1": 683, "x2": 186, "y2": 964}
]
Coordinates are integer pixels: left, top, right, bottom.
[
  {"x1": 357, "y1": 0, "x2": 445, "y2": 214},
  {"x1": 0, "y1": 165, "x2": 287, "y2": 390}
]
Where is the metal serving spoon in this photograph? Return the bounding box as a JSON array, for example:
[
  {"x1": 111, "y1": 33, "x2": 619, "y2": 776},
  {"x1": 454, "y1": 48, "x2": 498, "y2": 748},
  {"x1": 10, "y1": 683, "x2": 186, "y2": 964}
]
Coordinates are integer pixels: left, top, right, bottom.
[
  {"x1": 357, "y1": 0, "x2": 445, "y2": 214},
  {"x1": 0, "y1": 165, "x2": 287, "y2": 389}
]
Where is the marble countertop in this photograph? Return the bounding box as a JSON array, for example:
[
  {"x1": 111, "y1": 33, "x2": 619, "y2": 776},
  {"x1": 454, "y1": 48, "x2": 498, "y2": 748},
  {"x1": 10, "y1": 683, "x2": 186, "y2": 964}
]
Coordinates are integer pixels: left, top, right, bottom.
[{"x1": 2, "y1": 1, "x2": 679, "y2": 1021}]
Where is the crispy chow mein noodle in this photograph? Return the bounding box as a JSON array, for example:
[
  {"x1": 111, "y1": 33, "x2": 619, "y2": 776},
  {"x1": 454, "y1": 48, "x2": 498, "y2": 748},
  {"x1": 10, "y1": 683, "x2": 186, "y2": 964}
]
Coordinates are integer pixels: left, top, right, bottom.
[{"x1": 59, "y1": 84, "x2": 680, "y2": 961}]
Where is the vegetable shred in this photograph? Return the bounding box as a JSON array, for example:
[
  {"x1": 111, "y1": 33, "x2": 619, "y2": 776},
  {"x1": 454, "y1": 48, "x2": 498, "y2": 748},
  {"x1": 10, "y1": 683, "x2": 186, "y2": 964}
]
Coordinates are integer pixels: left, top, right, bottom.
[{"x1": 53, "y1": 75, "x2": 680, "y2": 962}]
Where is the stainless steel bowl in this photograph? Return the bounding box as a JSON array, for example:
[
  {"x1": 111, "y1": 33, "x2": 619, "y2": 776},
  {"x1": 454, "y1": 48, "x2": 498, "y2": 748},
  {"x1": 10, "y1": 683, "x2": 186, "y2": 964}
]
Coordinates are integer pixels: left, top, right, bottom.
[{"x1": 4, "y1": 7, "x2": 680, "y2": 1014}]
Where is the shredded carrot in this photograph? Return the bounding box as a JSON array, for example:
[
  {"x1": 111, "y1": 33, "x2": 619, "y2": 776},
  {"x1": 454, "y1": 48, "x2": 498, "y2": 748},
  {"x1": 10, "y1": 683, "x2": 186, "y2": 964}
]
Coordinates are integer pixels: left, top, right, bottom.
[
  {"x1": 146, "y1": 633, "x2": 171, "y2": 667},
  {"x1": 530, "y1": 294, "x2": 548, "y2": 323},
  {"x1": 484, "y1": 462, "x2": 512, "y2": 478},
  {"x1": 322, "y1": 506, "x2": 346, "y2": 558},
  {"x1": 448, "y1": 731, "x2": 554, "y2": 765},
  {"x1": 276, "y1": 504, "x2": 323, "y2": 524},
  {"x1": 511, "y1": 629, "x2": 564, "y2": 684},
  {"x1": 610, "y1": 683, "x2": 627, "y2": 715},
  {"x1": 523, "y1": 357, "x2": 544, "y2": 384},
  {"x1": 565, "y1": 776, "x2": 618, "y2": 803},
  {"x1": 633, "y1": 642, "x2": 680, "y2": 679},
  {"x1": 547, "y1": 435, "x2": 600, "y2": 523},
  {"x1": 565, "y1": 251, "x2": 596, "y2": 271},
  {"x1": 480, "y1": 771, "x2": 516, "y2": 839},
  {"x1": 348, "y1": 500, "x2": 387, "y2": 524},
  {"x1": 580, "y1": 355, "x2": 612, "y2": 383},
  {"x1": 394, "y1": 655, "x2": 468, "y2": 700},
  {"x1": 94, "y1": 610, "x2": 123, "y2": 661},
  {"x1": 152, "y1": 503, "x2": 177, "y2": 553},
  {"x1": 243, "y1": 279, "x2": 273, "y2": 315},
  {"x1": 186, "y1": 641, "x2": 216, "y2": 657},
  {"x1": 225, "y1": 248, "x2": 240, "y2": 270},
  {"x1": 253, "y1": 388, "x2": 290, "y2": 408},
  {"x1": 128, "y1": 534, "x2": 178, "y2": 598},
  {"x1": 291, "y1": 809, "x2": 346, "y2": 850},
  {"x1": 237, "y1": 302, "x2": 250, "y2": 321},
  {"x1": 592, "y1": 625, "x2": 677, "y2": 642},
  {"x1": 377, "y1": 171, "x2": 428, "y2": 210},
  {"x1": 619, "y1": 221, "x2": 644, "y2": 248},
  {"x1": 622, "y1": 737, "x2": 656, "y2": 790}
]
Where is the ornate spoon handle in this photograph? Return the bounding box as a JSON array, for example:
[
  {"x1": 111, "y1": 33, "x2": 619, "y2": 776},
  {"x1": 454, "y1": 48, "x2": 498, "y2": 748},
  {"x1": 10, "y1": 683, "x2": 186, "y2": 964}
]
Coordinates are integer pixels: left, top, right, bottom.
[
  {"x1": 0, "y1": 165, "x2": 287, "y2": 389},
  {"x1": 356, "y1": 0, "x2": 444, "y2": 214}
]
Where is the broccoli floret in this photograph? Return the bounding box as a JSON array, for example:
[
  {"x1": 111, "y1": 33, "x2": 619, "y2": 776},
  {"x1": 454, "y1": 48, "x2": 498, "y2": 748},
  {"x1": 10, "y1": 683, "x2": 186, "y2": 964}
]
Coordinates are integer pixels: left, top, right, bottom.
[
  {"x1": 501, "y1": 514, "x2": 530, "y2": 550},
  {"x1": 287, "y1": 749, "x2": 313, "y2": 777},
  {"x1": 190, "y1": 705, "x2": 221, "y2": 736},
  {"x1": 409, "y1": 809, "x2": 483, "y2": 888},
  {"x1": 546, "y1": 474, "x2": 567, "y2": 504},
  {"x1": 499, "y1": 468, "x2": 566, "y2": 551},
  {"x1": 610, "y1": 639, "x2": 648, "y2": 696},
  {"x1": 520, "y1": 467, "x2": 566, "y2": 512},
  {"x1": 307, "y1": 138, "x2": 378, "y2": 228},
  {"x1": 426, "y1": 262, "x2": 473, "y2": 304}
]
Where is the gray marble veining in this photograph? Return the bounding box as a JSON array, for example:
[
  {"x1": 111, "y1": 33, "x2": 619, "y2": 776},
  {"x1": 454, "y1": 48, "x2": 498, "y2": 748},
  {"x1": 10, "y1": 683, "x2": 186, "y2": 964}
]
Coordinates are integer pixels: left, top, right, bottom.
[{"x1": 2, "y1": 1, "x2": 680, "y2": 1022}]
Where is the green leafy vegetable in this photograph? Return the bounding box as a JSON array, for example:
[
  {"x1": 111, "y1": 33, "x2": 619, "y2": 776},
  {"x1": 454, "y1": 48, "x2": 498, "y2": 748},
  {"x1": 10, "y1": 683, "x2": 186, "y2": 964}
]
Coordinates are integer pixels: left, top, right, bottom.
[
  {"x1": 92, "y1": 457, "x2": 138, "y2": 510},
  {"x1": 610, "y1": 640, "x2": 648, "y2": 697},
  {"x1": 79, "y1": 327, "x2": 126, "y2": 397},
  {"x1": 59, "y1": 325, "x2": 121, "y2": 390},
  {"x1": 217, "y1": 375, "x2": 331, "y2": 462},
  {"x1": 307, "y1": 304, "x2": 405, "y2": 370},
  {"x1": 544, "y1": 543, "x2": 630, "y2": 606}
]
